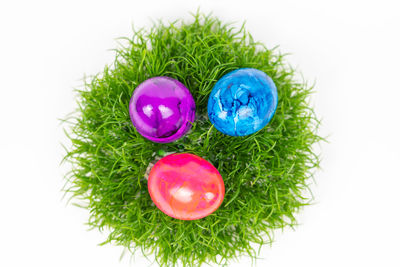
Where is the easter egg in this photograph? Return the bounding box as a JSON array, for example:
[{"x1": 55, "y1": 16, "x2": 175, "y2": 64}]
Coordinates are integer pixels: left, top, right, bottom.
[
  {"x1": 129, "y1": 77, "x2": 196, "y2": 143},
  {"x1": 207, "y1": 68, "x2": 278, "y2": 136},
  {"x1": 147, "y1": 153, "x2": 225, "y2": 220}
]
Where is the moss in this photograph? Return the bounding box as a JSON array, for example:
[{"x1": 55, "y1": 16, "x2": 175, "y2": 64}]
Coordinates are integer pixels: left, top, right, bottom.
[{"x1": 63, "y1": 12, "x2": 321, "y2": 267}]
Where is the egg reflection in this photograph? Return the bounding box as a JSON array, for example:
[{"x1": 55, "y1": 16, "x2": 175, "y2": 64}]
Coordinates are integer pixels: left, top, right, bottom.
[{"x1": 171, "y1": 185, "x2": 194, "y2": 203}]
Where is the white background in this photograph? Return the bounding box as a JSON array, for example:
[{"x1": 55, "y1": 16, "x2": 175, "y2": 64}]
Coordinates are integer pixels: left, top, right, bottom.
[{"x1": 1, "y1": 0, "x2": 399, "y2": 266}]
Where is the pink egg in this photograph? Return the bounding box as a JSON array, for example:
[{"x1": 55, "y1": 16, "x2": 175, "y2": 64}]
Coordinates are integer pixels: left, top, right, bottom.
[{"x1": 148, "y1": 153, "x2": 225, "y2": 220}]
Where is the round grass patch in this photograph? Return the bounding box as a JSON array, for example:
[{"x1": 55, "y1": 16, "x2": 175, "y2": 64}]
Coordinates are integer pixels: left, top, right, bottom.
[{"x1": 64, "y1": 12, "x2": 321, "y2": 267}]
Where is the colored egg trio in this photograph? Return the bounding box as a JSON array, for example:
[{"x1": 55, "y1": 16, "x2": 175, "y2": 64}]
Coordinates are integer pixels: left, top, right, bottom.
[{"x1": 129, "y1": 68, "x2": 278, "y2": 221}]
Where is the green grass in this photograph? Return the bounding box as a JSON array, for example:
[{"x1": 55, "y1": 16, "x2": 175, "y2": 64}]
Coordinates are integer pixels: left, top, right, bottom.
[{"x1": 63, "y1": 11, "x2": 321, "y2": 267}]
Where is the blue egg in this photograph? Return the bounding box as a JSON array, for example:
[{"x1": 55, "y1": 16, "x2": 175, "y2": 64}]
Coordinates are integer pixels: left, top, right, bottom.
[{"x1": 207, "y1": 68, "x2": 278, "y2": 136}]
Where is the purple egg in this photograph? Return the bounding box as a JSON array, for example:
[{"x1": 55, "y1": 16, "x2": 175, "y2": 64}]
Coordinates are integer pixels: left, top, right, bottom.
[{"x1": 129, "y1": 77, "x2": 196, "y2": 143}]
